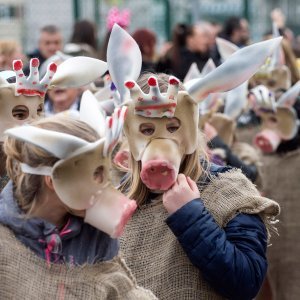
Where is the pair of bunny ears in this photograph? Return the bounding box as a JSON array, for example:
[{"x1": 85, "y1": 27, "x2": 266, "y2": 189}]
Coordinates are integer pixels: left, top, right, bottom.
[
  {"x1": 250, "y1": 80, "x2": 300, "y2": 112},
  {"x1": 106, "y1": 24, "x2": 283, "y2": 119}
]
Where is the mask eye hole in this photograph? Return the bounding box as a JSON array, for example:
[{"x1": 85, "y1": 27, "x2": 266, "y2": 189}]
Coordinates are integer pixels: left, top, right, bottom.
[
  {"x1": 93, "y1": 165, "x2": 104, "y2": 184},
  {"x1": 166, "y1": 117, "x2": 181, "y2": 133},
  {"x1": 139, "y1": 123, "x2": 155, "y2": 136},
  {"x1": 37, "y1": 103, "x2": 44, "y2": 116},
  {"x1": 267, "y1": 79, "x2": 276, "y2": 87},
  {"x1": 12, "y1": 105, "x2": 29, "y2": 120},
  {"x1": 268, "y1": 116, "x2": 278, "y2": 123}
]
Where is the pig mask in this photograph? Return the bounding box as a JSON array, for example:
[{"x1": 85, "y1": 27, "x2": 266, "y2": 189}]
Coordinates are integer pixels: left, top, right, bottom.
[
  {"x1": 250, "y1": 82, "x2": 300, "y2": 153},
  {"x1": 123, "y1": 77, "x2": 198, "y2": 191},
  {"x1": 0, "y1": 58, "x2": 56, "y2": 141},
  {"x1": 5, "y1": 93, "x2": 137, "y2": 238},
  {"x1": 107, "y1": 24, "x2": 282, "y2": 191},
  {"x1": 0, "y1": 55, "x2": 108, "y2": 141}
]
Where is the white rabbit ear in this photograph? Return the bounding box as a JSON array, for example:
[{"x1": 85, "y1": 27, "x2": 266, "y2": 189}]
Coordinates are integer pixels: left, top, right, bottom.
[
  {"x1": 5, "y1": 126, "x2": 88, "y2": 159},
  {"x1": 94, "y1": 86, "x2": 112, "y2": 101},
  {"x1": 98, "y1": 99, "x2": 116, "y2": 116},
  {"x1": 199, "y1": 93, "x2": 223, "y2": 115},
  {"x1": 270, "y1": 22, "x2": 284, "y2": 68},
  {"x1": 107, "y1": 24, "x2": 142, "y2": 103},
  {"x1": 183, "y1": 63, "x2": 201, "y2": 83},
  {"x1": 216, "y1": 37, "x2": 239, "y2": 61},
  {"x1": 224, "y1": 81, "x2": 248, "y2": 119},
  {"x1": 183, "y1": 60, "x2": 216, "y2": 84},
  {"x1": 80, "y1": 90, "x2": 106, "y2": 138},
  {"x1": 50, "y1": 57, "x2": 107, "y2": 88},
  {"x1": 187, "y1": 37, "x2": 282, "y2": 103},
  {"x1": 277, "y1": 80, "x2": 300, "y2": 108},
  {"x1": 201, "y1": 58, "x2": 216, "y2": 76}
]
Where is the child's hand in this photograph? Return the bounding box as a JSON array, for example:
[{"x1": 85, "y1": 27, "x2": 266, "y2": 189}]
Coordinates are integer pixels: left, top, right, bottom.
[{"x1": 163, "y1": 174, "x2": 200, "y2": 215}]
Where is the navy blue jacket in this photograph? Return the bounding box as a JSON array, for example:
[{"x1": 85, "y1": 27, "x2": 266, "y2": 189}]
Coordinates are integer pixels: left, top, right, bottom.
[
  {"x1": 166, "y1": 165, "x2": 267, "y2": 300},
  {"x1": 0, "y1": 181, "x2": 119, "y2": 265}
]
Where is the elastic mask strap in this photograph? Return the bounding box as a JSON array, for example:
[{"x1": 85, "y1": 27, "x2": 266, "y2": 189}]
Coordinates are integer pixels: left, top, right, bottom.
[{"x1": 21, "y1": 163, "x2": 53, "y2": 176}]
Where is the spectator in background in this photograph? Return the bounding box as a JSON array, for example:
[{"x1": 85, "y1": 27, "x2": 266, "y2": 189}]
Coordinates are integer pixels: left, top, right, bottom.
[
  {"x1": 220, "y1": 16, "x2": 250, "y2": 47},
  {"x1": 64, "y1": 20, "x2": 98, "y2": 58},
  {"x1": 45, "y1": 85, "x2": 82, "y2": 117},
  {"x1": 132, "y1": 28, "x2": 157, "y2": 72},
  {"x1": 41, "y1": 53, "x2": 82, "y2": 116},
  {"x1": 270, "y1": 8, "x2": 300, "y2": 83},
  {"x1": 0, "y1": 40, "x2": 25, "y2": 71},
  {"x1": 27, "y1": 25, "x2": 63, "y2": 66},
  {"x1": 157, "y1": 23, "x2": 213, "y2": 80}
]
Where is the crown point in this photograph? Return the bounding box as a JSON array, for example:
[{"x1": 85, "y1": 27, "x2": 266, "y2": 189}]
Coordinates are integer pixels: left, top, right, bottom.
[
  {"x1": 148, "y1": 77, "x2": 157, "y2": 86},
  {"x1": 49, "y1": 63, "x2": 57, "y2": 72},
  {"x1": 108, "y1": 116, "x2": 113, "y2": 128},
  {"x1": 13, "y1": 60, "x2": 23, "y2": 71},
  {"x1": 117, "y1": 108, "x2": 121, "y2": 118},
  {"x1": 125, "y1": 81, "x2": 135, "y2": 89},
  {"x1": 169, "y1": 77, "x2": 179, "y2": 85},
  {"x1": 31, "y1": 58, "x2": 39, "y2": 68}
]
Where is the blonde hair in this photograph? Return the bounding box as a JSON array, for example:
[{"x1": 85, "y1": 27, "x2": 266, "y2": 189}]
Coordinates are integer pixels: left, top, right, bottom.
[
  {"x1": 3, "y1": 115, "x2": 99, "y2": 213},
  {"x1": 120, "y1": 72, "x2": 209, "y2": 206},
  {"x1": 0, "y1": 40, "x2": 22, "y2": 69}
]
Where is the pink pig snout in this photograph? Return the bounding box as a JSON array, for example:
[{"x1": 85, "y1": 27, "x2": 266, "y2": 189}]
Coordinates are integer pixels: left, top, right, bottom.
[
  {"x1": 140, "y1": 139, "x2": 181, "y2": 191},
  {"x1": 254, "y1": 129, "x2": 281, "y2": 153},
  {"x1": 84, "y1": 186, "x2": 137, "y2": 238},
  {"x1": 141, "y1": 160, "x2": 176, "y2": 191}
]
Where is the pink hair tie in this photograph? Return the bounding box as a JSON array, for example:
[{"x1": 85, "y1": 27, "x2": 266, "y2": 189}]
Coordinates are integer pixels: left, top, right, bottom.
[{"x1": 106, "y1": 6, "x2": 131, "y2": 31}]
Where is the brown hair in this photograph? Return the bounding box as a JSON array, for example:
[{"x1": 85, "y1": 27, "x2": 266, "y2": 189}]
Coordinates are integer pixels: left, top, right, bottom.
[
  {"x1": 132, "y1": 28, "x2": 156, "y2": 59},
  {"x1": 3, "y1": 114, "x2": 99, "y2": 213},
  {"x1": 120, "y1": 72, "x2": 208, "y2": 206}
]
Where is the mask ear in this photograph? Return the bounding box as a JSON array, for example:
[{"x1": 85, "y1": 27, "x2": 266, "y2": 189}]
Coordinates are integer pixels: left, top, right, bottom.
[
  {"x1": 216, "y1": 37, "x2": 239, "y2": 61},
  {"x1": 187, "y1": 37, "x2": 282, "y2": 103},
  {"x1": 5, "y1": 126, "x2": 88, "y2": 159},
  {"x1": 224, "y1": 81, "x2": 249, "y2": 119},
  {"x1": 80, "y1": 90, "x2": 106, "y2": 138},
  {"x1": 270, "y1": 22, "x2": 284, "y2": 68},
  {"x1": 183, "y1": 59, "x2": 216, "y2": 84},
  {"x1": 107, "y1": 24, "x2": 142, "y2": 103},
  {"x1": 277, "y1": 80, "x2": 300, "y2": 108},
  {"x1": 183, "y1": 63, "x2": 201, "y2": 83},
  {"x1": 50, "y1": 56, "x2": 107, "y2": 88},
  {"x1": 201, "y1": 58, "x2": 216, "y2": 76}
]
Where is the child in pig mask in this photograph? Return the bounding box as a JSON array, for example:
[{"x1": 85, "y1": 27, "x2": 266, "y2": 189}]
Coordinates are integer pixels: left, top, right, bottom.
[
  {"x1": 0, "y1": 53, "x2": 157, "y2": 298},
  {"x1": 119, "y1": 72, "x2": 280, "y2": 300},
  {"x1": 0, "y1": 113, "x2": 157, "y2": 299},
  {"x1": 0, "y1": 58, "x2": 56, "y2": 191},
  {"x1": 101, "y1": 24, "x2": 282, "y2": 299}
]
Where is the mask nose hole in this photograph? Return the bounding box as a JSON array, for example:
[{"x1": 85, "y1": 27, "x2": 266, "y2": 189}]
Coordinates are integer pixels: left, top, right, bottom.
[{"x1": 93, "y1": 165, "x2": 104, "y2": 184}]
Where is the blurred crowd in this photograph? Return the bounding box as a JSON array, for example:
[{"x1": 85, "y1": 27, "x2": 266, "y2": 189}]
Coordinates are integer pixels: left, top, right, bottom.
[
  {"x1": 0, "y1": 5, "x2": 300, "y2": 300},
  {"x1": 1, "y1": 7, "x2": 299, "y2": 118}
]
